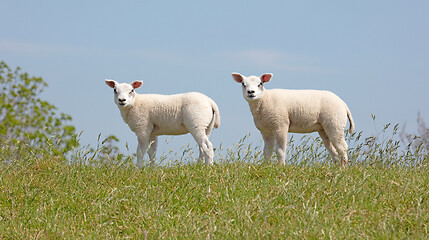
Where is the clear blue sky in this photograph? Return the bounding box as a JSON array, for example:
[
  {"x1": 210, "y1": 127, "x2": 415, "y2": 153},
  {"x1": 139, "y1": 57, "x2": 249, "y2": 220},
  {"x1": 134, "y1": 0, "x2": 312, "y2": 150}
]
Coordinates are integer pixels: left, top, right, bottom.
[{"x1": 1, "y1": 1, "x2": 428, "y2": 159}]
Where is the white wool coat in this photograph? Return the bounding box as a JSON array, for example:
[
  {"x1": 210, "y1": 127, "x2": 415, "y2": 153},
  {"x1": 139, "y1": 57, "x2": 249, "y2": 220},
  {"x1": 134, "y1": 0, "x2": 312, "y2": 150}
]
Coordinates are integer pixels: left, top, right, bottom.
[
  {"x1": 247, "y1": 89, "x2": 354, "y2": 136},
  {"x1": 119, "y1": 92, "x2": 220, "y2": 138}
]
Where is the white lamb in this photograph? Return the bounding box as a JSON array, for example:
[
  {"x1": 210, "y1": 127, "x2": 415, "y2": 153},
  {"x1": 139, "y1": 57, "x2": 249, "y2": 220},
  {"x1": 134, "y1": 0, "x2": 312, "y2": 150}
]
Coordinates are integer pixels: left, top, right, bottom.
[
  {"x1": 232, "y1": 73, "x2": 354, "y2": 167},
  {"x1": 105, "y1": 80, "x2": 220, "y2": 167}
]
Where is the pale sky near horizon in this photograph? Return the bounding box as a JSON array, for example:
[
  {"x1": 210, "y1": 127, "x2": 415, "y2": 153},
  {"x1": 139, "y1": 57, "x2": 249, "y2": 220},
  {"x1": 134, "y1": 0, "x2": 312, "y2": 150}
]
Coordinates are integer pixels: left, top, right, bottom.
[{"x1": 1, "y1": 1, "x2": 428, "y2": 160}]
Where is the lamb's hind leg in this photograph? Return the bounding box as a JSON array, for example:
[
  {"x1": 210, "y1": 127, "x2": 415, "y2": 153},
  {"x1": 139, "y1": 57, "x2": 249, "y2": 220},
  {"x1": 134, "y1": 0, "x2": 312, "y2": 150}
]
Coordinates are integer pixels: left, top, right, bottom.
[
  {"x1": 324, "y1": 129, "x2": 349, "y2": 167},
  {"x1": 190, "y1": 128, "x2": 214, "y2": 165},
  {"x1": 318, "y1": 129, "x2": 339, "y2": 164}
]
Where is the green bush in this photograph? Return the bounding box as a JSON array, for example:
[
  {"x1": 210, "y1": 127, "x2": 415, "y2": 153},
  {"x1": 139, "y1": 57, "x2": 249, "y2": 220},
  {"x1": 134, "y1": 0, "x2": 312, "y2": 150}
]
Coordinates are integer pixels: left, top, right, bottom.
[{"x1": 0, "y1": 61, "x2": 78, "y2": 162}]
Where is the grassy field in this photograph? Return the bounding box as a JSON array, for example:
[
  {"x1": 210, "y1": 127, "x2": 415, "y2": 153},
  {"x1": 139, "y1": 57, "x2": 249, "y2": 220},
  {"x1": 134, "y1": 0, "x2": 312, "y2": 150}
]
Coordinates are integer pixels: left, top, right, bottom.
[
  {"x1": 1, "y1": 129, "x2": 428, "y2": 239},
  {"x1": 1, "y1": 158, "x2": 428, "y2": 239}
]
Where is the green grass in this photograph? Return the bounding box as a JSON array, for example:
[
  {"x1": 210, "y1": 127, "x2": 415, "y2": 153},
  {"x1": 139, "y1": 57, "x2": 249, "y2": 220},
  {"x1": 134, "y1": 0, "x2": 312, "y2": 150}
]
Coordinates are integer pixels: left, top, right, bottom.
[
  {"x1": 1, "y1": 124, "x2": 428, "y2": 239},
  {"x1": 1, "y1": 157, "x2": 428, "y2": 239}
]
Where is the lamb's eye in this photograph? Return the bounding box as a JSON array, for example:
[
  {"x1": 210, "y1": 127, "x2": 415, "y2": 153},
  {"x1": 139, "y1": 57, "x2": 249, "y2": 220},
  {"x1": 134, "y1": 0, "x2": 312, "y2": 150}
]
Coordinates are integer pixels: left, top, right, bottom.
[
  {"x1": 114, "y1": 89, "x2": 117, "y2": 94},
  {"x1": 258, "y1": 82, "x2": 263, "y2": 87},
  {"x1": 241, "y1": 82, "x2": 245, "y2": 87}
]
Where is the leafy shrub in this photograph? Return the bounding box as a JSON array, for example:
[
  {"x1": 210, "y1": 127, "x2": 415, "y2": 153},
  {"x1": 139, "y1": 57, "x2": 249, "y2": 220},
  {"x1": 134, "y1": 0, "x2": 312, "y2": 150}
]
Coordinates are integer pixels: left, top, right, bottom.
[{"x1": 0, "y1": 61, "x2": 78, "y2": 162}]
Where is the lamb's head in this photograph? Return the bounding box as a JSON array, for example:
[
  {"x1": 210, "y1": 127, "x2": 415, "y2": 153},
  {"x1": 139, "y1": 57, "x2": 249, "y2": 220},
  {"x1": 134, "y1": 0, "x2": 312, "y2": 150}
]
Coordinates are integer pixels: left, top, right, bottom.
[
  {"x1": 232, "y1": 73, "x2": 273, "y2": 101},
  {"x1": 105, "y1": 80, "x2": 143, "y2": 108}
]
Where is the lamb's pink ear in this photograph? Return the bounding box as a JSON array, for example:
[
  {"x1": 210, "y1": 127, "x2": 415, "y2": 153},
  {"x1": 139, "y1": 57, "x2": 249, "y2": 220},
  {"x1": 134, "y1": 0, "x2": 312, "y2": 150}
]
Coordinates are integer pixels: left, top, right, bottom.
[
  {"x1": 232, "y1": 72, "x2": 244, "y2": 83},
  {"x1": 131, "y1": 81, "x2": 143, "y2": 89},
  {"x1": 260, "y1": 73, "x2": 273, "y2": 83},
  {"x1": 105, "y1": 79, "x2": 116, "y2": 88}
]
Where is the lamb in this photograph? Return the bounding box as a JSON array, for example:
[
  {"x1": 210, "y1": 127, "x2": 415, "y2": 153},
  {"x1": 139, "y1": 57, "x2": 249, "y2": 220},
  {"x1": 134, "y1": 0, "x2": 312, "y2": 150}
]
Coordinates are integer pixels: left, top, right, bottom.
[
  {"x1": 105, "y1": 80, "x2": 220, "y2": 167},
  {"x1": 232, "y1": 73, "x2": 354, "y2": 167}
]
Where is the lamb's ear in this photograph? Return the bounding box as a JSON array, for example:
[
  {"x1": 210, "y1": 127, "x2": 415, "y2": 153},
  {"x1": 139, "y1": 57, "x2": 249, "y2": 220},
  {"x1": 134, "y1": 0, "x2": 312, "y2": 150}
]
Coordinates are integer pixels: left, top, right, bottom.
[
  {"x1": 131, "y1": 80, "x2": 143, "y2": 89},
  {"x1": 232, "y1": 72, "x2": 244, "y2": 83},
  {"x1": 260, "y1": 73, "x2": 273, "y2": 83},
  {"x1": 105, "y1": 79, "x2": 117, "y2": 88}
]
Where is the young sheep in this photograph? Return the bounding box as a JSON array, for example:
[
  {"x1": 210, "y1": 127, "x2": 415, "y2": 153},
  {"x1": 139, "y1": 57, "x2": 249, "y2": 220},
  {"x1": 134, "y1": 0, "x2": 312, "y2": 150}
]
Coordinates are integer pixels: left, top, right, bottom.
[
  {"x1": 105, "y1": 80, "x2": 220, "y2": 167},
  {"x1": 232, "y1": 73, "x2": 354, "y2": 167}
]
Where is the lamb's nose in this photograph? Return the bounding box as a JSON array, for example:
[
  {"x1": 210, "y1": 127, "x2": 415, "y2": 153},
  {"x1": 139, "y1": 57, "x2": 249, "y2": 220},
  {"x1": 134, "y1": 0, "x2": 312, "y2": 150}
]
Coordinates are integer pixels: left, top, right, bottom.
[
  {"x1": 247, "y1": 90, "x2": 255, "y2": 94},
  {"x1": 119, "y1": 98, "x2": 126, "y2": 103}
]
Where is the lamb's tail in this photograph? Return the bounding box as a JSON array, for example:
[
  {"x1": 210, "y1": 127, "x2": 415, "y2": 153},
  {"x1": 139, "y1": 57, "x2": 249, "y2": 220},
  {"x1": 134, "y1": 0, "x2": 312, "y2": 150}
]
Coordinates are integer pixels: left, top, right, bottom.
[
  {"x1": 346, "y1": 105, "x2": 355, "y2": 133},
  {"x1": 210, "y1": 99, "x2": 220, "y2": 129},
  {"x1": 206, "y1": 98, "x2": 220, "y2": 136}
]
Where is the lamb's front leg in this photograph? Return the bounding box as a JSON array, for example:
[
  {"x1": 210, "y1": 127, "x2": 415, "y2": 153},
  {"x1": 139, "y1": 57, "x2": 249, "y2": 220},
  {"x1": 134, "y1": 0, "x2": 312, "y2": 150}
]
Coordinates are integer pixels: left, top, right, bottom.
[
  {"x1": 148, "y1": 136, "x2": 158, "y2": 166},
  {"x1": 136, "y1": 137, "x2": 149, "y2": 168},
  {"x1": 262, "y1": 133, "x2": 275, "y2": 162},
  {"x1": 274, "y1": 128, "x2": 288, "y2": 165}
]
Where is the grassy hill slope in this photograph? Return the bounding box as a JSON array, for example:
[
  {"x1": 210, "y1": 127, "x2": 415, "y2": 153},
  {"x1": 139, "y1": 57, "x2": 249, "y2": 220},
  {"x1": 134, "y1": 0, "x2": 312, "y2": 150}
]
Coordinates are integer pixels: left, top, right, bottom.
[{"x1": 1, "y1": 157, "x2": 427, "y2": 239}]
